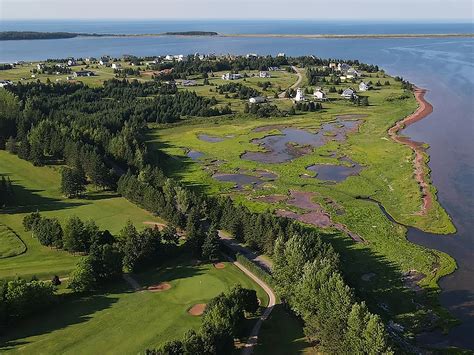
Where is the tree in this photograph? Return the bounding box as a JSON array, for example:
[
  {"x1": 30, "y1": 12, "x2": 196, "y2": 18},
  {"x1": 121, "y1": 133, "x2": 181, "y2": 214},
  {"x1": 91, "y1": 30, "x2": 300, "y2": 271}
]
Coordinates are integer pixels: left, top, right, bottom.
[
  {"x1": 68, "y1": 257, "x2": 96, "y2": 292},
  {"x1": 32, "y1": 217, "x2": 63, "y2": 248},
  {"x1": 5, "y1": 136, "x2": 16, "y2": 154},
  {"x1": 23, "y1": 211, "x2": 41, "y2": 231},
  {"x1": 60, "y1": 166, "x2": 86, "y2": 198},
  {"x1": 63, "y1": 216, "x2": 86, "y2": 253},
  {"x1": 201, "y1": 227, "x2": 220, "y2": 261}
]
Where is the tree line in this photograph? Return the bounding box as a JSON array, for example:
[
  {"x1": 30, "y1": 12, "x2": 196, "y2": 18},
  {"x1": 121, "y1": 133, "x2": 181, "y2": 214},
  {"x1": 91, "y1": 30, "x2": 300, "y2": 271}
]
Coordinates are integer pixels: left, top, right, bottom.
[{"x1": 217, "y1": 82, "x2": 262, "y2": 100}]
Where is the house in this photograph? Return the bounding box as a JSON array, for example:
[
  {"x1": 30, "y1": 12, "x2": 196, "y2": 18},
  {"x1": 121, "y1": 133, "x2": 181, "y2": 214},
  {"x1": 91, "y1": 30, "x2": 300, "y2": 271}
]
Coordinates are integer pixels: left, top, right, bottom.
[
  {"x1": 74, "y1": 70, "x2": 95, "y2": 77},
  {"x1": 0, "y1": 80, "x2": 13, "y2": 87},
  {"x1": 181, "y1": 80, "x2": 197, "y2": 86},
  {"x1": 221, "y1": 73, "x2": 242, "y2": 80},
  {"x1": 329, "y1": 63, "x2": 337, "y2": 69},
  {"x1": 249, "y1": 96, "x2": 266, "y2": 104},
  {"x1": 156, "y1": 68, "x2": 174, "y2": 76},
  {"x1": 347, "y1": 68, "x2": 360, "y2": 77},
  {"x1": 111, "y1": 63, "x2": 122, "y2": 69},
  {"x1": 268, "y1": 66, "x2": 280, "y2": 71},
  {"x1": 341, "y1": 88, "x2": 357, "y2": 99},
  {"x1": 277, "y1": 52, "x2": 286, "y2": 57},
  {"x1": 37, "y1": 63, "x2": 45, "y2": 70},
  {"x1": 246, "y1": 53, "x2": 258, "y2": 59},
  {"x1": 67, "y1": 58, "x2": 76, "y2": 66},
  {"x1": 314, "y1": 89, "x2": 327, "y2": 101},
  {"x1": 99, "y1": 57, "x2": 109, "y2": 65},
  {"x1": 338, "y1": 63, "x2": 351, "y2": 72},
  {"x1": 294, "y1": 88, "x2": 305, "y2": 102},
  {"x1": 259, "y1": 71, "x2": 271, "y2": 78},
  {"x1": 359, "y1": 82, "x2": 370, "y2": 91}
]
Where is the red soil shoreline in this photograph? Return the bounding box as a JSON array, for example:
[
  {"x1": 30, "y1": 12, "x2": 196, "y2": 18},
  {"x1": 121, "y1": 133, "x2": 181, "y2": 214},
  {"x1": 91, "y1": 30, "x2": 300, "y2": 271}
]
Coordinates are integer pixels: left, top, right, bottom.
[{"x1": 388, "y1": 87, "x2": 433, "y2": 215}]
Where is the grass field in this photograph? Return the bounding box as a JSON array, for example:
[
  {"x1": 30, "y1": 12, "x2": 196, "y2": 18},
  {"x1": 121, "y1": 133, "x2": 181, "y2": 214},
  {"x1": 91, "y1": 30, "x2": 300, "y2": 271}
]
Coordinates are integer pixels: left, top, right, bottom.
[
  {"x1": 0, "y1": 151, "x2": 163, "y2": 280},
  {"x1": 147, "y1": 74, "x2": 457, "y2": 330},
  {"x1": 0, "y1": 256, "x2": 271, "y2": 354},
  {"x1": 0, "y1": 223, "x2": 26, "y2": 258}
]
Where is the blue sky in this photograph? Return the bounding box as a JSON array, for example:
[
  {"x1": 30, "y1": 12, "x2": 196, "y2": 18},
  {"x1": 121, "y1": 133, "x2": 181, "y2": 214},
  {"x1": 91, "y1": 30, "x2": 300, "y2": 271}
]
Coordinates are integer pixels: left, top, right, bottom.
[{"x1": 1, "y1": 0, "x2": 473, "y2": 20}]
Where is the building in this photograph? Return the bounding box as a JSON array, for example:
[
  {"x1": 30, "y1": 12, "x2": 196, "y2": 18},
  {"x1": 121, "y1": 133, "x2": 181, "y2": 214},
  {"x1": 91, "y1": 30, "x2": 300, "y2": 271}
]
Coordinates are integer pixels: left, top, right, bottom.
[
  {"x1": 359, "y1": 82, "x2": 370, "y2": 91},
  {"x1": 222, "y1": 73, "x2": 243, "y2": 80},
  {"x1": 99, "y1": 57, "x2": 109, "y2": 65},
  {"x1": 67, "y1": 58, "x2": 76, "y2": 66},
  {"x1": 294, "y1": 88, "x2": 305, "y2": 102},
  {"x1": 277, "y1": 52, "x2": 286, "y2": 57},
  {"x1": 74, "y1": 70, "x2": 95, "y2": 77},
  {"x1": 329, "y1": 63, "x2": 338, "y2": 69},
  {"x1": 37, "y1": 63, "x2": 45, "y2": 70},
  {"x1": 338, "y1": 63, "x2": 351, "y2": 72},
  {"x1": 346, "y1": 68, "x2": 360, "y2": 77},
  {"x1": 181, "y1": 80, "x2": 197, "y2": 86},
  {"x1": 111, "y1": 63, "x2": 122, "y2": 69},
  {"x1": 249, "y1": 96, "x2": 266, "y2": 104},
  {"x1": 0, "y1": 80, "x2": 13, "y2": 87},
  {"x1": 246, "y1": 53, "x2": 258, "y2": 59},
  {"x1": 259, "y1": 71, "x2": 271, "y2": 78},
  {"x1": 341, "y1": 88, "x2": 357, "y2": 99},
  {"x1": 268, "y1": 66, "x2": 280, "y2": 71},
  {"x1": 314, "y1": 89, "x2": 327, "y2": 101}
]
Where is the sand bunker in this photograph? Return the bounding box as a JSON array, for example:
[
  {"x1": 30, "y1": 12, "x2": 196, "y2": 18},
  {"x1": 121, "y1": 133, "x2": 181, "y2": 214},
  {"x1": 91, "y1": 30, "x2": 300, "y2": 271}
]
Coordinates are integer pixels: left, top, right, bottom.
[
  {"x1": 188, "y1": 303, "x2": 207, "y2": 316},
  {"x1": 214, "y1": 262, "x2": 226, "y2": 269},
  {"x1": 147, "y1": 283, "x2": 172, "y2": 292}
]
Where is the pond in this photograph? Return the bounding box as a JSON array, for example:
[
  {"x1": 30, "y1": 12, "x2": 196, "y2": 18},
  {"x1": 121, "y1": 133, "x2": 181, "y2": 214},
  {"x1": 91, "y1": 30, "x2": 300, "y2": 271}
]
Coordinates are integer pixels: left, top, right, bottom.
[{"x1": 307, "y1": 157, "x2": 363, "y2": 182}]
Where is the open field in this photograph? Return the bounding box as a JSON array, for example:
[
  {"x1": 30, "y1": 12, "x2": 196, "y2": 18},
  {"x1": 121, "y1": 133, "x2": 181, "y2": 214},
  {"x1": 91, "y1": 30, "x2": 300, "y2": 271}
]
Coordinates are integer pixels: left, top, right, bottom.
[
  {"x1": 0, "y1": 257, "x2": 269, "y2": 354},
  {"x1": 0, "y1": 223, "x2": 26, "y2": 258},
  {"x1": 147, "y1": 72, "x2": 457, "y2": 329},
  {"x1": 0, "y1": 151, "x2": 163, "y2": 279}
]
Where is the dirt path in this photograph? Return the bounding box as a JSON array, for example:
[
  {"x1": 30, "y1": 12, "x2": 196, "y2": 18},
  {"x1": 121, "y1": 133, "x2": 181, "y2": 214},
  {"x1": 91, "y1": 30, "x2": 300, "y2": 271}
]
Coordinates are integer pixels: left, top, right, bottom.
[
  {"x1": 388, "y1": 87, "x2": 434, "y2": 215},
  {"x1": 278, "y1": 65, "x2": 303, "y2": 98}
]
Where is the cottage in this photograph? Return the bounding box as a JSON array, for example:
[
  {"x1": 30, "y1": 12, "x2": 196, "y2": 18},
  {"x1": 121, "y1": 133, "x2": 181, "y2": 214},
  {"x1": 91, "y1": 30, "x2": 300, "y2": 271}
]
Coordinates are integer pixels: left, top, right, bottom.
[
  {"x1": 0, "y1": 80, "x2": 13, "y2": 87},
  {"x1": 99, "y1": 57, "x2": 109, "y2": 65},
  {"x1": 111, "y1": 63, "x2": 122, "y2": 69},
  {"x1": 329, "y1": 63, "x2": 337, "y2": 69},
  {"x1": 246, "y1": 53, "x2": 258, "y2": 59},
  {"x1": 37, "y1": 63, "x2": 45, "y2": 70},
  {"x1": 268, "y1": 66, "x2": 280, "y2": 71},
  {"x1": 341, "y1": 88, "x2": 357, "y2": 99},
  {"x1": 347, "y1": 68, "x2": 360, "y2": 77},
  {"x1": 294, "y1": 88, "x2": 306, "y2": 102},
  {"x1": 181, "y1": 80, "x2": 197, "y2": 86},
  {"x1": 359, "y1": 82, "x2": 370, "y2": 91},
  {"x1": 314, "y1": 89, "x2": 327, "y2": 101},
  {"x1": 249, "y1": 96, "x2": 266, "y2": 104},
  {"x1": 67, "y1": 58, "x2": 76, "y2": 66},
  {"x1": 221, "y1": 73, "x2": 243, "y2": 80},
  {"x1": 338, "y1": 63, "x2": 351, "y2": 72},
  {"x1": 259, "y1": 71, "x2": 271, "y2": 78},
  {"x1": 74, "y1": 70, "x2": 95, "y2": 77},
  {"x1": 277, "y1": 52, "x2": 286, "y2": 57}
]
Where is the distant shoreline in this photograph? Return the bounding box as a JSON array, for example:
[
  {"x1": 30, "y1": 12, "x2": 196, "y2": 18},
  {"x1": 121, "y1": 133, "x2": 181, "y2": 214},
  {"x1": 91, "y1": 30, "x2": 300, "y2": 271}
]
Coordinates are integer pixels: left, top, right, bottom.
[{"x1": 1, "y1": 31, "x2": 473, "y2": 41}]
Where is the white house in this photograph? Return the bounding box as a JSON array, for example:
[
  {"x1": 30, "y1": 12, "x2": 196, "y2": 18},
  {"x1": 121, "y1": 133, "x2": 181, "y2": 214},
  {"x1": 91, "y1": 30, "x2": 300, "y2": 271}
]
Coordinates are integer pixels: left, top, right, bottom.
[
  {"x1": 249, "y1": 96, "x2": 266, "y2": 104},
  {"x1": 181, "y1": 80, "x2": 197, "y2": 86},
  {"x1": 268, "y1": 66, "x2": 280, "y2": 71},
  {"x1": 99, "y1": 57, "x2": 109, "y2": 65},
  {"x1": 222, "y1": 73, "x2": 243, "y2": 80},
  {"x1": 111, "y1": 63, "x2": 122, "y2": 69},
  {"x1": 347, "y1": 68, "x2": 360, "y2": 77},
  {"x1": 341, "y1": 88, "x2": 357, "y2": 99},
  {"x1": 338, "y1": 63, "x2": 351, "y2": 72},
  {"x1": 259, "y1": 71, "x2": 271, "y2": 78},
  {"x1": 246, "y1": 53, "x2": 258, "y2": 59},
  {"x1": 294, "y1": 88, "x2": 305, "y2": 102},
  {"x1": 329, "y1": 63, "x2": 337, "y2": 69},
  {"x1": 277, "y1": 52, "x2": 286, "y2": 57},
  {"x1": 74, "y1": 70, "x2": 95, "y2": 77},
  {"x1": 359, "y1": 82, "x2": 370, "y2": 91},
  {"x1": 314, "y1": 89, "x2": 327, "y2": 101},
  {"x1": 67, "y1": 58, "x2": 76, "y2": 66},
  {"x1": 37, "y1": 63, "x2": 45, "y2": 70}
]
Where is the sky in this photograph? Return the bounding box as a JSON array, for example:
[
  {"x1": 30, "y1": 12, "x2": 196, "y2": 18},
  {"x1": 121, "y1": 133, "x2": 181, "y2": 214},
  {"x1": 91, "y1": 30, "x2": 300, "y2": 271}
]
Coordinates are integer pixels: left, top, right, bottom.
[{"x1": 1, "y1": 0, "x2": 473, "y2": 20}]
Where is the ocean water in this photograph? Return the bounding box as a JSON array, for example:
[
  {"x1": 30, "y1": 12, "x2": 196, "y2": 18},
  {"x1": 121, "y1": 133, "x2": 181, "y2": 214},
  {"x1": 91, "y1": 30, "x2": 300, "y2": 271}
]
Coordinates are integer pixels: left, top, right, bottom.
[{"x1": 1, "y1": 20, "x2": 473, "y2": 350}]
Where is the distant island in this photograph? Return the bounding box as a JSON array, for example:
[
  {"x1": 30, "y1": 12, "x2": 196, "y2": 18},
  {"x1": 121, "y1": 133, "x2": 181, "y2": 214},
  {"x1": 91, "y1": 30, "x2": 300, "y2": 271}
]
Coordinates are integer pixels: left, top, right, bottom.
[
  {"x1": 162, "y1": 31, "x2": 219, "y2": 36},
  {"x1": 1, "y1": 30, "x2": 472, "y2": 41}
]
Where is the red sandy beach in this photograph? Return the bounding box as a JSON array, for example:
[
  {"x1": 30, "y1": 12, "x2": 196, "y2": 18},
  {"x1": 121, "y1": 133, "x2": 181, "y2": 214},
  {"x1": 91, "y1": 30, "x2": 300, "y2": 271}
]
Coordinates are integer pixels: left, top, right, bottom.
[{"x1": 388, "y1": 87, "x2": 434, "y2": 215}]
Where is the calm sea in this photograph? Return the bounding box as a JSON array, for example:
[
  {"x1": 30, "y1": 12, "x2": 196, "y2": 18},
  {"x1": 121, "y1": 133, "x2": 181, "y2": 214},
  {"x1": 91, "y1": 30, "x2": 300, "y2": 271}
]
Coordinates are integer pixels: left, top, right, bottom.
[{"x1": 1, "y1": 20, "x2": 473, "y2": 350}]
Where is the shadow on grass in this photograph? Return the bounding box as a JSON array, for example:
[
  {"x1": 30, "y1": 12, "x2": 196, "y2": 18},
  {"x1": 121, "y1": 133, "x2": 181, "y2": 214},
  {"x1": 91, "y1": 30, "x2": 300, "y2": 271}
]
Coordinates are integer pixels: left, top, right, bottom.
[{"x1": 0, "y1": 285, "x2": 126, "y2": 351}]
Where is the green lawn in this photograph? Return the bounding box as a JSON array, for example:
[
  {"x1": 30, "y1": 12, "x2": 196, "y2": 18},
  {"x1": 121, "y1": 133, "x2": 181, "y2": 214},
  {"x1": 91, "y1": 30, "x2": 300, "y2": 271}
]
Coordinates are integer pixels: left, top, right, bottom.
[
  {"x1": 0, "y1": 257, "x2": 267, "y2": 354},
  {"x1": 0, "y1": 223, "x2": 26, "y2": 258},
  {"x1": 0, "y1": 151, "x2": 162, "y2": 279}
]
